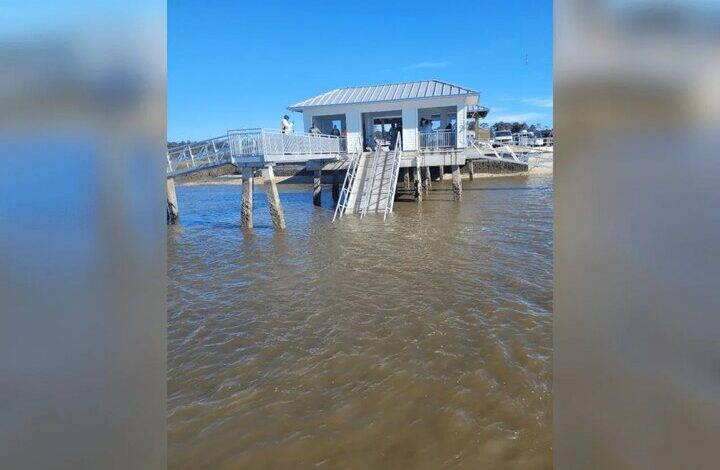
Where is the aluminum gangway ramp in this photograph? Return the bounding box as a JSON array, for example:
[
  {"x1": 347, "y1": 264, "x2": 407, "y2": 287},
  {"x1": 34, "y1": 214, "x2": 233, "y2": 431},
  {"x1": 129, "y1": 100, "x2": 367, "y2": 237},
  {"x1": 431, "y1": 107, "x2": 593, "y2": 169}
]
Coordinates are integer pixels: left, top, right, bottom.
[
  {"x1": 166, "y1": 136, "x2": 232, "y2": 178},
  {"x1": 167, "y1": 129, "x2": 346, "y2": 178},
  {"x1": 468, "y1": 140, "x2": 530, "y2": 166},
  {"x1": 332, "y1": 143, "x2": 362, "y2": 221},
  {"x1": 342, "y1": 135, "x2": 402, "y2": 218}
]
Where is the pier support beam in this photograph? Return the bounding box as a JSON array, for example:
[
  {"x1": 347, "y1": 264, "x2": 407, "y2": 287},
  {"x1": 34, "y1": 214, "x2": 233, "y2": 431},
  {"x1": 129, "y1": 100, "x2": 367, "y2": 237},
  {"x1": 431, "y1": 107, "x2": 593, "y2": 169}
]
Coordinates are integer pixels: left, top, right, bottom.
[
  {"x1": 414, "y1": 166, "x2": 422, "y2": 201},
  {"x1": 262, "y1": 166, "x2": 286, "y2": 230},
  {"x1": 313, "y1": 169, "x2": 322, "y2": 206},
  {"x1": 424, "y1": 166, "x2": 431, "y2": 193},
  {"x1": 403, "y1": 168, "x2": 410, "y2": 189},
  {"x1": 332, "y1": 170, "x2": 340, "y2": 203},
  {"x1": 241, "y1": 167, "x2": 254, "y2": 228},
  {"x1": 436, "y1": 166, "x2": 444, "y2": 182},
  {"x1": 451, "y1": 164, "x2": 462, "y2": 201},
  {"x1": 468, "y1": 160, "x2": 475, "y2": 181},
  {"x1": 166, "y1": 177, "x2": 179, "y2": 224}
]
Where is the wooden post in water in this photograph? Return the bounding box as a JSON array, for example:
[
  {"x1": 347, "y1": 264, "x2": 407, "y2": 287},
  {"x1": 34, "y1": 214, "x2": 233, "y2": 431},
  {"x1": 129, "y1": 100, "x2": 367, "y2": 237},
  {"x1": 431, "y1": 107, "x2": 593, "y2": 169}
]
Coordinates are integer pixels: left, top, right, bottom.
[
  {"x1": 436, "y1": 166, "x2": 444, "y2": 182},
  {"x1": 424, "y1": 166, "x2": 431, "y2": 193},
  {"x1": 313, "y1": 169, "x2": 322, "y2": 206},
  {"x1": 468, "y1": 160, "x2": 475, "y2": 181},
  {"x1": 241, "y1": 167, "x2": 254, "y2": 228},
  {"x1": 332, "y1": 170, "x2": 340, "y2": 203},
  {"x1": 262, "y1": 165, "x2": 286, "y2": 230},
  {"x1": 451, "y1": 164, "x2": 462, "y2": 201},
  {"x1": 403, "y1": 168, "x2": 410, "y2": 189},
  {"x1": 166, "y1": 177, "x2": 179, "y2": 224}
]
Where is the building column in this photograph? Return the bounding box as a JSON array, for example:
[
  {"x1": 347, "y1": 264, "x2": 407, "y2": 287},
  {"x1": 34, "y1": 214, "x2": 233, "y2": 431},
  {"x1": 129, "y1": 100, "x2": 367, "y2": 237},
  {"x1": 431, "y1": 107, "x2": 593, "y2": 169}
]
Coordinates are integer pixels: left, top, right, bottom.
[
  {"x1": 166, "y1": 177, "x2": 179, "y2": 224},
  {"x1": 262, "y1": 165, "x2": 286, "y2": 229},
  {"x1": 241, "y1": 167, "x2": 254, "y2": 228},
  {"x1": 313, "y1": 169, "x2": 322, "y2": 206},
  {"x1": 468, "y1": 160, "x2": 475, "y2": 181},
  {"x1": 452, "y1": 164, "x2": 462, "y2": 201},
  {"x1": 332, "y1": 170, "x2": 340, "y2": 203}
]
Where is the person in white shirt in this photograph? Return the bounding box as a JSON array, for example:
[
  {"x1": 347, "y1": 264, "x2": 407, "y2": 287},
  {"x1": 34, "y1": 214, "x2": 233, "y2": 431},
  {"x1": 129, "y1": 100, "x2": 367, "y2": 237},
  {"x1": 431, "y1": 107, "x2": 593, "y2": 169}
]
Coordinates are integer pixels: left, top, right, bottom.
[
  {"x1": 309, "y1": 122, "x2": 321, "y2": 135},
  {"x1": 281, "y1": 115, "x2": 294, "y2": 134}
]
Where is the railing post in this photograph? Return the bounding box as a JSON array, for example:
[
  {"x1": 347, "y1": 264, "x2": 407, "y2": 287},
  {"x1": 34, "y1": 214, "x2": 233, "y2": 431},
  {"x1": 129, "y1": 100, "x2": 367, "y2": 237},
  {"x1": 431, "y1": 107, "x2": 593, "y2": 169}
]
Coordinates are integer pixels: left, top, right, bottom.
[{"x1": 187, "y1": 145, "x2": 195, "y2": 167}]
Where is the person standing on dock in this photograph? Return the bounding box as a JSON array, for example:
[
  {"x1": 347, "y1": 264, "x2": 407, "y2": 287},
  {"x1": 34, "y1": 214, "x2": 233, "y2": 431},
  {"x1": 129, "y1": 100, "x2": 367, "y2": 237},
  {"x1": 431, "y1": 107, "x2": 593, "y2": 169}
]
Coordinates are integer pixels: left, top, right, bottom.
[
  {"x1": 281, "y1": 115, "x2": 294, "y2": 134},
  {"x1": 389, "y1": 123, "x2": 400, "y2": 149},
  {"x1": 309, "y1": 122, "x2": 321, "y2": 135},
  {"x1": 331, "y1": 125, "x2": 340, "y2": 136}
]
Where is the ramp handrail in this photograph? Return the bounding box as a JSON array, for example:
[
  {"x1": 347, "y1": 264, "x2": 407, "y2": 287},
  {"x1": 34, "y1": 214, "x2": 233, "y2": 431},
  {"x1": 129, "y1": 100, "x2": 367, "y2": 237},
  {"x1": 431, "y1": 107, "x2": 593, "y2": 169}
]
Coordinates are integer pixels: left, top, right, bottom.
[
  {"x1": 332, "y1": 141, "x2": 362, "y2": 222},
  {"x1": 167, "y1": 135, "x2": 231, "y2": 176},
  {"x1": 359, "y1": 144, "x2": 383, "y2": 218},
  {"x1": 383, "y1": 132, "x2": 402, "y2": 219}
]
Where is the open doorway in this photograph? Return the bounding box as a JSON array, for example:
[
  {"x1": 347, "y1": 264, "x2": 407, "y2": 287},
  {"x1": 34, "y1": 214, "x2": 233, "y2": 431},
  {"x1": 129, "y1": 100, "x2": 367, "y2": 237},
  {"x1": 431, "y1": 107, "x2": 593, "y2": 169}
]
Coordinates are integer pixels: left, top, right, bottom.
[
  {"x1": 361, "y1": 111, "x2": 402, "y2": 150},
  {"x1": 310, "y1": 114, "x2": 346, "y2": 135}
]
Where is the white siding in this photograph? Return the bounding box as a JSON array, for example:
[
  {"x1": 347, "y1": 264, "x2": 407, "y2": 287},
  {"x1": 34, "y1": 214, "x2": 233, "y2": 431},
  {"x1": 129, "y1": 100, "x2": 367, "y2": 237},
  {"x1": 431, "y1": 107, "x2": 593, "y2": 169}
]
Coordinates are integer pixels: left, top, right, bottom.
[
  {"x1": 401, "y1": 106, "x2": 417, "y2": 151},
  {"x1": 456, "y1": 103, "x2": 467, "y2": 148},
  {"x1": 346, "y1": 110, "x2": 362, "y2": 152}
]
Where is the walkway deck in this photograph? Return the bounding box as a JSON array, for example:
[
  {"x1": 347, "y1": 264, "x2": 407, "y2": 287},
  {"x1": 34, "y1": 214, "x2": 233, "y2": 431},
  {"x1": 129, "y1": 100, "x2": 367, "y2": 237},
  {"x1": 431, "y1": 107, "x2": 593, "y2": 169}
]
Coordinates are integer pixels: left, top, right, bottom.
[{"x1": 166, "y1": 129, "x2": 529, "y2": 178}]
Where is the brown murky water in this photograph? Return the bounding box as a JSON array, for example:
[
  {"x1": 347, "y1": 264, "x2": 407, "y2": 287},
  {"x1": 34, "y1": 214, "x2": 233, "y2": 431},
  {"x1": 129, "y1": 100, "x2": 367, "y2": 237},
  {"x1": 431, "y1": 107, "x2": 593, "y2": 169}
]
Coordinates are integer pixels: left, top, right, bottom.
[{"x1": 168, "y1": 175, "x2": 553, "y2": 469}]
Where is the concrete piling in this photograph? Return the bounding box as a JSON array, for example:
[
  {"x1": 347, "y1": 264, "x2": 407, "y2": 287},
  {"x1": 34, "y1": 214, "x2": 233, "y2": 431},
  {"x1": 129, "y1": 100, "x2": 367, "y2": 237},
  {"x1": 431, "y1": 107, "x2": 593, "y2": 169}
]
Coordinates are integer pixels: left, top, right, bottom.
[
  {"x1": 166, "y1": 177, "x2": 179, "y2": 224},
  {"x1": 468, "y1": 160, "x2": 475, "y2": 181},
  {"x1": 241, "y1": 167, "x2": 254, "y2": 228},
  {"x1": 451, "y1": 164, "x2": 462, "y2": 201},
  {"x1": 414, "y1": 166, "x2": 422, "y2": 201},
  {"x1": 313, "y1": 169, "x2": 322, "y2": 206},
  {"x1": 424, "y1": 166, "x2": 431, "y2": 193},
  {"x1": 262, "y1": 165, "x2": 286, "y2": 230}
]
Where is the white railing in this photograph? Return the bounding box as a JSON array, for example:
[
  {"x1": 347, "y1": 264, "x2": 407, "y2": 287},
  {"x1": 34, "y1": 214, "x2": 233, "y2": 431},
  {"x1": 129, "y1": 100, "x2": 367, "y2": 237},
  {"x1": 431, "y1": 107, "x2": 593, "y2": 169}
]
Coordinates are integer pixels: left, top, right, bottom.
[
  {"x1": 228, "y1": 128, "x2": 343, "y2": 159},
  {"x1": 384, "y1": 132, "x2": 402, "y2": 220},
  {"x1": 419, "y1": 129, "x2": 457, "y2": 149},
  {"x1": 166, "y1": 136, "x2": 231, "y2": 176},
  {"x1": 332, "y1": 140, "x2": 362, "y2": 222}
]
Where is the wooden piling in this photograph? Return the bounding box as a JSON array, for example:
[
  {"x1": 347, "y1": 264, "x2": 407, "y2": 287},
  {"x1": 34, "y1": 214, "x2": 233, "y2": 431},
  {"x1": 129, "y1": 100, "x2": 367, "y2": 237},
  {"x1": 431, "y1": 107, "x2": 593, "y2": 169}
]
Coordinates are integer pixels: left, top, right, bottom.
[
  {"x1": 313, "y1": 169, "x2": 322, "y2": 206},
  {"x1": 332, "y1": 170, "x2": 340, "y2": 203},
  {"x1": 452, "y1": 164, "x2": 462, "y2": 201},
  {"x1": 241, "y1": 167, "x2": 254, "y2": 228},
  {"x1": 468, "y1": 160, "x2": 475, "y2": 181},
  {"x1": 262, "y1": 165, "x2": 286, "y2": 230},
  {"x1": 166, "y1": 177, "x2": 179, "y2": 224},
  {"x1": 436, "y1": 166, "x2": 444, "y2": 182},
  {"x1": 424, "y1": 166, "x2": 431, "y2": 193},
  {"x1": 403, "y1": 168, "x2": 410, "y2": 189}
]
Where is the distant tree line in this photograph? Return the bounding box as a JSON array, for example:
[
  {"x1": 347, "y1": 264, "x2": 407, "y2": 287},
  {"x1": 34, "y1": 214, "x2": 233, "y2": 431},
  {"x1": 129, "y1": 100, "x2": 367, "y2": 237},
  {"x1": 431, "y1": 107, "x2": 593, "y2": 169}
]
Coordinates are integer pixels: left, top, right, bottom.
[
  {"x1": 490, "y1": 121, "x2": 550, "y2": 133},
  {"x1": 167, "y1": 140, "x2": 196, "y2": 149}
]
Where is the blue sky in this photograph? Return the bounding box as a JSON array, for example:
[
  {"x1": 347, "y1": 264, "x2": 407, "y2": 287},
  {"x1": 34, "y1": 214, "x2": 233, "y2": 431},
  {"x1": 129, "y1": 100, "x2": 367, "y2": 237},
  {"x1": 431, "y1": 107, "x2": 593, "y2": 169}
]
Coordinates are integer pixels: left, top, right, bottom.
[{"x1": 169, "y1": 0, "x2": 552, "y2": 141}]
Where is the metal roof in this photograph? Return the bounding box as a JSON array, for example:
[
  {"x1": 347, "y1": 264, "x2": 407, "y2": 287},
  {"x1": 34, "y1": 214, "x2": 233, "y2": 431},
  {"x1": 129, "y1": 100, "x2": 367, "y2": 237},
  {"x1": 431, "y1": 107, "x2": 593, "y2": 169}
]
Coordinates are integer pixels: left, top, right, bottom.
[
  {"x1": 467, "y1": 105, "x2": 490, "y2": 118},
  {"x1": 288, "y1": 80, "x2": 479, "y2": 110}
]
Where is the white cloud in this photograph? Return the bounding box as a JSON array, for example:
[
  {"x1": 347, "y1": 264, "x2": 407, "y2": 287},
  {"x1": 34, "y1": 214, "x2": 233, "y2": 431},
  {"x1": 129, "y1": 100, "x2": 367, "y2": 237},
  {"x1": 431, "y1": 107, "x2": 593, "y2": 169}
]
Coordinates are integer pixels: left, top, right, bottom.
[
  {"x1": 402, "y1": 61, "x2": 450, "y2": 71},
  {"x1": 381, "y1": 61, "x2": 451, "y2": 73},
  {"x1": 520, "y1": 97, "x2": 553, "y2": 108},
  {"x1": 490, "y1": 112, "x2": 548, "y2": 123}
]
